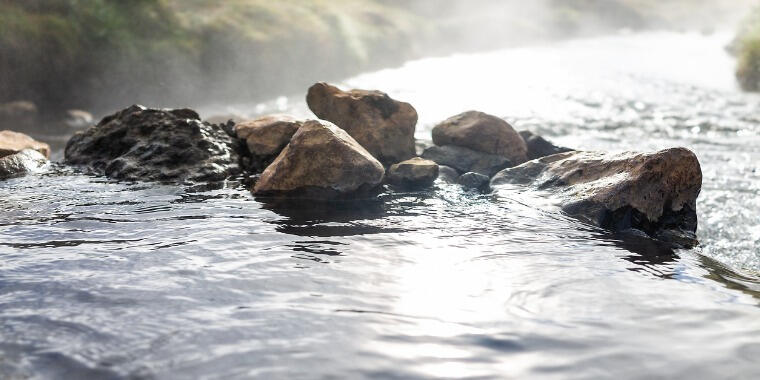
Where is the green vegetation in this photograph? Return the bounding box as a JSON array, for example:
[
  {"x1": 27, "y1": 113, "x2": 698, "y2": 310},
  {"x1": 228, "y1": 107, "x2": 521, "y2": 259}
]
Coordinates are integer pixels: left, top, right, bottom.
[
  {"x1": 0, "y1": 0, "x2": 755, "y2": 112},
  {"x1": 733, "y1": 6, "x2": 760, "y2": 91}
]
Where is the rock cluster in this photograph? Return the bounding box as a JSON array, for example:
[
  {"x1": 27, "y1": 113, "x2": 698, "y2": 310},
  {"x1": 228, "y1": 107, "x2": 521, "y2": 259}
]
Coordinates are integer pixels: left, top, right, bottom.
[
  {"x1": 64, "y1": 105, "x2": 242, "y2": 182},
  {"x1": 7, "y1": 82, "x2": 702, "y2": 247}
]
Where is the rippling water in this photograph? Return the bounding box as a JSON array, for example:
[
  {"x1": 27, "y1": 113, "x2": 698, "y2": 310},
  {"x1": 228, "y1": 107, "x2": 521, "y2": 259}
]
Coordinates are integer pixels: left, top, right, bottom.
[{"x1": 2, "y1": 32, "x2": 760, "y2": 379}]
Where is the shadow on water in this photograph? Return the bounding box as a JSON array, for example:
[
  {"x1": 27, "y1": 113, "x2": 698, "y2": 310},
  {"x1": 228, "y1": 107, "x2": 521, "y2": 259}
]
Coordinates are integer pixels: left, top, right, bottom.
[{"x1": 698, "y1": 254, "x2": 760, "y2": 301}]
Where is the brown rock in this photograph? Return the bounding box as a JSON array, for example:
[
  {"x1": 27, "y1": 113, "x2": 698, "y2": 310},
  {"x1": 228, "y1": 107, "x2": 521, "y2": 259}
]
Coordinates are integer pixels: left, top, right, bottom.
[
  {"x1": 432, "y1": 111, "x2": 528, "y2": 164},
  {"x1": 490, "y1": 148, "x2": 702, "y2": 247},
  {"x1": 235, "y1": 115, "x2": 302, "y2": 157},
  {"x1": 306, "y1": 82, "x2": 417, "y2": 165},
  {"x1": 387, "y1": 157, "x2": 439, "y2": 188},
  {"x1": 254, "y1": 119, "x2": 385, "y2": 198},
  {"x1": 0, "y1": 130, "x2": 50, "y2": 158}
]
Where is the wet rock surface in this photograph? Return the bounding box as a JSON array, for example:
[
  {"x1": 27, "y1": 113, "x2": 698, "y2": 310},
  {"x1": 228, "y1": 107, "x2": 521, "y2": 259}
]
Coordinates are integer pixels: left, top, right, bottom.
[
  {"x1": 432, "y1": 111, "x2": 528, "y2": 164},
  {"x1": 437, "y1": 165, "x2": 460, "y2": 183},
  {"x1": 519, "y1": 130, "x2": 574, "y2": 160},
  {"x1": 64, "y1": 105, "x2": 243, "y2": 182},
  {"x1": 0, "y1": 149, "x2": 48, "y2": 180},
  {"x1": 421, "y1": 145, "x2": 512, "y2": 177},
  {"x1": 457, "y1": 172, "x2": 490, "y2": 191},
  {"x1": 490, "y1": 148, "x2": 702, "y2": 247},
  {"x1": 0, "y1": 130, "x2": 50, "y2": 158},
  {"x1": 386, "y1": 157, "x2": 439, "y2": 188},
  {"x1": 254, "y1": 120, "x2": 385, "y2": 198},
  {"x1": 235, "y1": 115, "x2": 303, "y2": 171},
  {"x1": 306, "y1": 82, "x2": 417, "y2": 165}
]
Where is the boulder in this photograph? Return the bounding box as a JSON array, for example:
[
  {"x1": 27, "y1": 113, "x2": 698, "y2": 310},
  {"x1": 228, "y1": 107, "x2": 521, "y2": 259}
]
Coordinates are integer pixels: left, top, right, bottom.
[
  {"x1": 519, "y1": 130, "x2": 573, "y2": 160},
  {"x1": 253, "y1": 119, "x2": 385, "y2": 198},
  {"x1": 421, "y1": 145, "x2": 512, "y2": 177},
  {"x1": 387, "y1": 157, "x2": 439, "y2": 188},
  {"x1": 432, "y1": 111, "x2": 528, "y2": 164},
  {"x1": 457, "y1": 172, "x2": 490, "y2": 191},
  {"x1": 0, "y1": 130, "x2": 50, "y2": 158},
  {"x1": 306, "y1": 82, "x2": 417, "y2": 165},
  {"x1": 0, "y1": 149, "x2": 48, "y2": 180},
  {"x1": 64, "y1": 105, "x2": 243, "y2": 182},
  {"x1": 235, "y1": 115, "x2": 302, "y2": 167},
  {"x1": 490, "y1": 148, "x2": 702, "y2": 247}
]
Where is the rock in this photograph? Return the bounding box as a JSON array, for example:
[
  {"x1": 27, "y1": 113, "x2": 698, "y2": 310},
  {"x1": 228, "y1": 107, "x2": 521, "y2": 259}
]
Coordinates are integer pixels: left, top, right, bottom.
[
  {"x1": 457, "y1": 172, "x2": 490, "y2": 191},
  {"x1": 519, "y1": 130, "x2": 573, "y2": 160},
  {"x1": 421, "y1": 145, "x2": 512, "y2": 177},
  {"x1": 387, "y1": 157, "x2": 439, "y2": 188},
  {"x1": 63, "y1": 109, "x2": 94, "y2": 130},
  {"x1": 254, "y1": 119, "x2": 385, "y2": 198},
  {"x1": 432, "y1": 111, "x2": 528, "y2": 164},
  {"x1": 0, "y1": 101, "x2": 38, "y2": 129},
  {"x1": 64, "y1": 105, "x2": 242, "y2": 182},
  {"x1": 490, "y1": 148, "x2": 702, "y2": 247},
  {"x1": 0, "y1": 130, "x2": 50, "y2": 158},
  {"x1": 235, "y1": 115, "x2": 303, "y2": 170},
  {"x1": 437, "y1": 165, "x2": 460, "y2": 183},
  {"x1": 0, "y1": 149, "x2": 48, "y2": 180},
  {"x1": 306, "y1": 82, "x2": 417, "y2": 165}
]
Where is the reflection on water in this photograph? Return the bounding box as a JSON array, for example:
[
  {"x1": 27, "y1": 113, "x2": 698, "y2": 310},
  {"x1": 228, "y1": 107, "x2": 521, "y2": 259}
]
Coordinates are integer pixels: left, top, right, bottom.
[{"x1": 2, "y1": 32, "x2": 760, "y2": 379}]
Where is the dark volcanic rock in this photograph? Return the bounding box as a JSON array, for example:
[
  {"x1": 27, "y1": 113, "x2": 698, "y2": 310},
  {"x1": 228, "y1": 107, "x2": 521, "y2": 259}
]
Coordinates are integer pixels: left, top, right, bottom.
[
  {"x1": 519, "y1": 130, "x2": 574, "y2": 160},
  {"x1": 457, "y1": 172, "x2": 490, "y2": 191},
  {"x1": 306, "y1": 82, "x2": 417, "y2": 165},
  {"x1": 432, "y1": 111, "x2": 528, "y2": 164},
  {"x1": 0, "y1": 149, "x2": 48, "y2": 180},
  {"x1": 490, "y1": 148, "x2": 702, "y2": 247},
  {"x1": 253, "y1": 119, "x2": 385, "y2": 198},
  {"x1": 421, "y1": 145, "x2": 512, "y2": 177},
  {"x1": 64, "y1": 105, "x2": 242, "y2": 182},
  {"x1": 386, "y1": 157, "x2": 438, "y2": 189}
]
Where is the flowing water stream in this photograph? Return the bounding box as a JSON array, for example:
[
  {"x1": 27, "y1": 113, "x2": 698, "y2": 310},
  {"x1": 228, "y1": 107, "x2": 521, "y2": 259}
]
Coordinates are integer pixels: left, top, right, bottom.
[{"x1": 2, "y1": 31, "x2": 760, "y2": 379}]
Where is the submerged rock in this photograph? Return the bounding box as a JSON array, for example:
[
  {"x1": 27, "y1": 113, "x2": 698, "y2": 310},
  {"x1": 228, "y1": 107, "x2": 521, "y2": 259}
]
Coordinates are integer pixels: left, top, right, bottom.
[
  {"x1": 490, "y1": 148, "x2": 702, "y2": 247},
  {"x1": 457, "y1": 172, "x2": 490, "y2": 191},
  {"x1": 387, "y1": 157, "x2": 439, "y2": 188},
  {"x1": 254, "y1": 120, "x2": 384, "y2": 198},
  {"x1": 0, "y1": 149, "x2": 48, "y2": 179},
  {"x1": 432, "y1": 111, "x2": 528, "y2": 164},
  {"x1": 235, "y1": 115, "x2": 302, "y2": 171},
  {"x1": 306, "y1": 82, "x2": 417, "y2": 165},
  {"x1": 421, "y1": 145, "x2": 512, "y2": 177},
  {"x1": 64, "y1": 105, "x2": 242, "y2": 182},
  {"x1": 519, "y1": 130, "x2": 573, "y2": 160},
  {"x1": 0, "y1": 130, "x2": 50, "y2": 158}
]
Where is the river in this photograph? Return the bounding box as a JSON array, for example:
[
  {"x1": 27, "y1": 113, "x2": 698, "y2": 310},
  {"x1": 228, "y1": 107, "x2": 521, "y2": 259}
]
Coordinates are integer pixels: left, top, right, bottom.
[{"x1": 2, "y1": 31, "x2": 759, "y2": 379}]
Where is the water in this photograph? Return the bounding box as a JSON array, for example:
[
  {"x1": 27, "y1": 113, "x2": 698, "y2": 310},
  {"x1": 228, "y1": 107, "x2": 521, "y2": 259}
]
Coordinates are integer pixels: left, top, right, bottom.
[{"x1": 2, "y1": 32, "x2": 760, "y2": 379}]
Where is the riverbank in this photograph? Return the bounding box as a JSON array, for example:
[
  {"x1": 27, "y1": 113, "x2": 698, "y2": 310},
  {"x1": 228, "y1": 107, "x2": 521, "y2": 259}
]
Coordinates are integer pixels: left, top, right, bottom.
[{"x1": 0, "y1": 0, "x2": 754, "y2": 117}]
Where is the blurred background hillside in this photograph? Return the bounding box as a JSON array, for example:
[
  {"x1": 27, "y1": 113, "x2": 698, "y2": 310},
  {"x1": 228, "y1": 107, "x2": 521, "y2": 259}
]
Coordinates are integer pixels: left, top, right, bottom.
[{"x1": 0, "y1": 0, "x2": 756, "y2": 116}]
